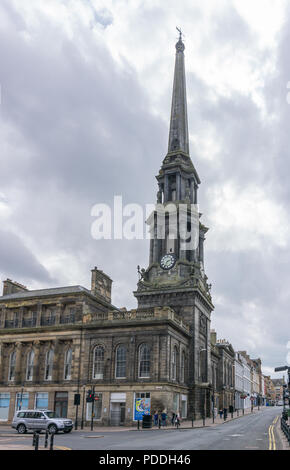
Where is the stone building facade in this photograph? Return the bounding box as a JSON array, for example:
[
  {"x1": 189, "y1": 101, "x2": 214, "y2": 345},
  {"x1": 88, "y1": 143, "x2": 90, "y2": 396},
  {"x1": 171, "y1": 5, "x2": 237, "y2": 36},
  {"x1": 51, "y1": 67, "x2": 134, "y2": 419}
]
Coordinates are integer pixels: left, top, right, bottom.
[
  {"x1": 0, "y1": 271, "x2": 192, "y2": 425},
  {"x1": 210, "y1": 331, "x2": 235, "y2": 412}
]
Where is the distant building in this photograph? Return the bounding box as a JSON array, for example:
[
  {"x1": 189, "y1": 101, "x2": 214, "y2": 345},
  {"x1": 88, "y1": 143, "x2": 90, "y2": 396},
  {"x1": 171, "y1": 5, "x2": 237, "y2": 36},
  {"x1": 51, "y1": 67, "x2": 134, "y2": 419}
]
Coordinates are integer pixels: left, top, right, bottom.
[
  {"x1": 210, "y1": 331, "x2": 235, "y2": 412},
  {"x1": 272, "y1": 378, "x2": 286, "y2": 403}
]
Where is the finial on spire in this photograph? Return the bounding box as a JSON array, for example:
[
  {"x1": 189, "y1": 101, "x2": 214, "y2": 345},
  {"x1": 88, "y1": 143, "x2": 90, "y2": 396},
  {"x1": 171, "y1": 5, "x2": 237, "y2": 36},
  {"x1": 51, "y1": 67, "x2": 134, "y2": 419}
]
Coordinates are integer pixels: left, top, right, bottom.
[{"x1": 175, "y1": 26, "x2": 185, "y2": 52}]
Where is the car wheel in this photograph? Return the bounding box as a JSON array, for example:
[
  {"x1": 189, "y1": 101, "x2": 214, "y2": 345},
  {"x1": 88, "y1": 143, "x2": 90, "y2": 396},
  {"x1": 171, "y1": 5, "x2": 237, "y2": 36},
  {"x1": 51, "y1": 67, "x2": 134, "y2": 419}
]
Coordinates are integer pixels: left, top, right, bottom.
[
  {"x1": 17, "y1": 424, "x2": 27, "y2": 434},
  {"x1": 48, "y1": 424, "x2": 58, "y2": 434}
]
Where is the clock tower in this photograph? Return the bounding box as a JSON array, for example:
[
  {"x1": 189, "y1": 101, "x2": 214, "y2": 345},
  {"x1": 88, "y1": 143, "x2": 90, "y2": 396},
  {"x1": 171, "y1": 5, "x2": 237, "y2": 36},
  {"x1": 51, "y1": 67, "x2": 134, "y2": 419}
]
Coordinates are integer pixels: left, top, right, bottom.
[{"x1": 134, "y1": 32, "x2": 214, "y2": 418}]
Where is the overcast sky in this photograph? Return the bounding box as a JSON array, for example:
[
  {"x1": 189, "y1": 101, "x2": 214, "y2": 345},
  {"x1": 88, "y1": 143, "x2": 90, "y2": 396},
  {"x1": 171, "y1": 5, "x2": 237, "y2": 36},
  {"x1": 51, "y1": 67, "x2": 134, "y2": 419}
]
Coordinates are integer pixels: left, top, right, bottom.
[{"x1": 0, "y1": 0, "x2": 289, "y2": 380}]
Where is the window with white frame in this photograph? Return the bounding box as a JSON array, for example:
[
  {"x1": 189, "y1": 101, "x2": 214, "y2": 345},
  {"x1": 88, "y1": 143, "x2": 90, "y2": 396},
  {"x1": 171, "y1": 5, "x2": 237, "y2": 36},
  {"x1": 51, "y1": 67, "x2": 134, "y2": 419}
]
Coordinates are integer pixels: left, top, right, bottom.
[
  {"x1": 44, "y1": 349, "x2": 54, "y2": 380},
  {"x1": 15, "y1": 392, "x2": 29, "y2": 411},
  {"x1": 26, "y1": 350, "x2": 34, "y2": 381},
  {"x1": 86, "y1": 393, "x2": 102, "y2": 420},
  {"x1": 64, "y1": 348, "x2": 72, "y2": 380},
  {"x1": 35, "y1": 392, "x2": 48, "y2": 409},
  {"x1": 0, "y1": 393, "x2": 10, "y2": 421},
  {"x1": 8, "y1": 351, "x2": 16, "y2": 381},
  {"x1": 138, "y1": 344, "x2": 151, "y2": 378},
  {"x1": 115, "y1": 345, "x2": 126, "y2": 378},
  {"x1": 93, "y1": 346, "x2": 104, "y2": 379}
]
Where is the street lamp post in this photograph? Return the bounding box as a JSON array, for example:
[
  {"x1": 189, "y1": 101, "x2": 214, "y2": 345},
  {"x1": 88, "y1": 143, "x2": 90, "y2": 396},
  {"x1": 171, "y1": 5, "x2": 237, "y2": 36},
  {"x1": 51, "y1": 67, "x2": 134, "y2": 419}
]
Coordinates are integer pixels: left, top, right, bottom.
[
  {"x1": 274, "y1": 366, "x2": 290, "y2": 416},
  {"x1": 81, "y1": 386, "x2": 86, "y2": 430},
  {"x1": 200, "y1": 348, "x2": 207, "y2": 425},
  {"x1": 19, "y1": 386, "x2": 24, "y2": 411}
]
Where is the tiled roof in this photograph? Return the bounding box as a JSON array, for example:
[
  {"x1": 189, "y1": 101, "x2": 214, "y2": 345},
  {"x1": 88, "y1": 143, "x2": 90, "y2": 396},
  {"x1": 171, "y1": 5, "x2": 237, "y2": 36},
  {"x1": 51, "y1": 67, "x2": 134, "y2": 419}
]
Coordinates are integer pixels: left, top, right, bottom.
[{"x1": 0, "y1": 285, "x2": 91, "y2": 301}]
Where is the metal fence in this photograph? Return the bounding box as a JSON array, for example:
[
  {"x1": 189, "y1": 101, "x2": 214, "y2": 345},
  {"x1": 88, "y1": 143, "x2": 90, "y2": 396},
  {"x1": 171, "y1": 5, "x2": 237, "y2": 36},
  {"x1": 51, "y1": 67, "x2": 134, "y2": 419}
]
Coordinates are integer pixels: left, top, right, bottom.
[{"x1": 281, "y1": 416, "x2": 290, "y2": 446}]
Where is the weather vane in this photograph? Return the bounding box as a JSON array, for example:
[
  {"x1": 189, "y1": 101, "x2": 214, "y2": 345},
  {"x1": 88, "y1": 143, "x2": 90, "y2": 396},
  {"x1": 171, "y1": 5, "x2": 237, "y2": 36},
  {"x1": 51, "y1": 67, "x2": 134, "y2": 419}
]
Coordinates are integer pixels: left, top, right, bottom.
[{"x1": 176, "y1": 26, "x2": 183, "y2": 41}]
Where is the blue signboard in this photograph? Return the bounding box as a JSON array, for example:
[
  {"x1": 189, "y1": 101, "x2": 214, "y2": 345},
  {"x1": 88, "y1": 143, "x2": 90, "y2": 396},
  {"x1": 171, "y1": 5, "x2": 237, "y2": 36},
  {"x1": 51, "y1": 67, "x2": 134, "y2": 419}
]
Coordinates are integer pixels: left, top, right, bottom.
[{"x1": 134, "y1": 398, "x2": 151, "y2": 420}]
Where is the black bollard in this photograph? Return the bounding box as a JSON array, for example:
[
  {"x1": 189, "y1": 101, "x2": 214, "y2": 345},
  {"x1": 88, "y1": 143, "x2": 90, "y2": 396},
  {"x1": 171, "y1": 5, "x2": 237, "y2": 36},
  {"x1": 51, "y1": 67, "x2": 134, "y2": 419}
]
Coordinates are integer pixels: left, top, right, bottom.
[
  {"x1": 34, "y1": 432, "x2": 39, "y2": 451},
  {"x1": 44, "y1": 430, "x2": 49, "y2": 448},
  {"x1": 137, "y1": 420, "x2": 140, "y2": 430},
  {"x1": 50, "y1": 432, "x2": 55, "y2": 451}
]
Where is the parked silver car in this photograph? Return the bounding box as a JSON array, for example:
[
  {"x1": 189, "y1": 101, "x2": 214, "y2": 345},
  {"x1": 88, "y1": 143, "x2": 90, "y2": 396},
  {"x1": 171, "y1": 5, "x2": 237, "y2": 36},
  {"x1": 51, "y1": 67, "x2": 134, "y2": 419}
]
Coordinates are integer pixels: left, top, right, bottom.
[{"x1": 12, "y1": 409, "x2": 73, "y2": 434}]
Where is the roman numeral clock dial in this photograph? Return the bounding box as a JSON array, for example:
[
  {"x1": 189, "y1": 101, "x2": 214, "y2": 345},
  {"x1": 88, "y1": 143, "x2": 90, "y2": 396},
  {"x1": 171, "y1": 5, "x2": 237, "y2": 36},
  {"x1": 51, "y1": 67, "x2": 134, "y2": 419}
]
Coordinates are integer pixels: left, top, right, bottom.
[{"x1": 160, "y1": 254, "x2": 176, "y2": 270}]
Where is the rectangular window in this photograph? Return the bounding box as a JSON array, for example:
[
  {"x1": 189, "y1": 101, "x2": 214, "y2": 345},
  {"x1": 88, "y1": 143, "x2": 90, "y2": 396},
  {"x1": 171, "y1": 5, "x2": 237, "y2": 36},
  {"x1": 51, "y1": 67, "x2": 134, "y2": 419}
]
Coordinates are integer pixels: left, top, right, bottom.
[
  {"x1": 15, "y1": 393, "x2": 29, "y2": 411},
  {"x1": 0, "y1": 393, "x2": 10, "y2": 421},
  {"x1": 173, "y1": 393, "x2": 179, "y2": 413},
  {"x1": 135, "y1": 392, "x2": 150, "y2": 399},
  {"x1": 86, "y1": 393, "x2": 102, "y2": 420},
  {"x1": 181, "y1": 396, "x2": 187, "y2": 418},
  {"x1": 35, "y1": 392, "x2": 49, "y2": 409}
]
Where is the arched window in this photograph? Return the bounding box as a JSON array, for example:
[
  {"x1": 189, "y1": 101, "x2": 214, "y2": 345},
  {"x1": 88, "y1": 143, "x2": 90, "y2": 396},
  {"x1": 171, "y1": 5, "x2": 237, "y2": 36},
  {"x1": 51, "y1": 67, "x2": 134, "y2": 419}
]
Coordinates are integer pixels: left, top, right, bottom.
[
  {"x1": 172, "y1": 347, "x2": 178, "y2": 381},
  {"x1": 64, "y1": 348, "x2": 72, "y2": 380},
  {"x1": 115, "y1": 345, "x2": 126, "y2": 378},
  {"x1": 26, "y1": 350, "x2": 34, "y2": 381},
  {"x1": 8, "y1": 351, "x2": 16, "y2": 381},
  {"x1": 44, "y1": 349, "x2": 54, "y2": 381},
  {"x1": 93, "y1": 346, "x2": 104, "y2": 379},
  {"x1": 181, "y1": 351, "x2": 185, "y2": 383},
  {"x1": 139, "y1": 344, "x2": 151, "y2": 378}
]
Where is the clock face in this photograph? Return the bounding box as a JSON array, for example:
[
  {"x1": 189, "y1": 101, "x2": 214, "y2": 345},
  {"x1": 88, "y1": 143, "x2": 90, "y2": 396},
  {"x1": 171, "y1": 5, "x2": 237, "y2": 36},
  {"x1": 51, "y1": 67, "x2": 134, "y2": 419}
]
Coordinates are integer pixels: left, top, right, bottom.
[{"x1": 160, "y1": 254, "x2": 176, "y2": 270}]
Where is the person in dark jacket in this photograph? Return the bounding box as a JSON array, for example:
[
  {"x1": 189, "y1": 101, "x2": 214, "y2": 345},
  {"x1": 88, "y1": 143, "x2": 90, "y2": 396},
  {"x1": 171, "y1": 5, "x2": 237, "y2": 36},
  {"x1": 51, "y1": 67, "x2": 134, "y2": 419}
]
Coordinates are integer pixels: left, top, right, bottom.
[
  {"x1": 153, "y1": 411, "x2": 159, "y2": 426},
  {"x1": 171, "y1": 412, "x2": 176, "y2": 426},
  {"x1": 161, "y1": 411, "x2": 167, "y2": 427}
]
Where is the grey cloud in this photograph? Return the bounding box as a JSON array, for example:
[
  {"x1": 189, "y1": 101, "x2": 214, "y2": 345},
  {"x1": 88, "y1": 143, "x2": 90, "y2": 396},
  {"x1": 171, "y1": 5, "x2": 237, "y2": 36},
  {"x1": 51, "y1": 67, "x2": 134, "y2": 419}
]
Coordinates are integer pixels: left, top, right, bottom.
[{"x1": 0, "y1": 229, "x2": 52, "y2": 284}]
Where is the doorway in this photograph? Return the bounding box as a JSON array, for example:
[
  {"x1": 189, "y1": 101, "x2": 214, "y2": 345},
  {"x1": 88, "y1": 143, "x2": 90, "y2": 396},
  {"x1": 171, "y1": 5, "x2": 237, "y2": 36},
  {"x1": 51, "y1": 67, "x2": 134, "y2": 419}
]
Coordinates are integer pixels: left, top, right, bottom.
[
  {"x1": 54, "y1": 392, "x2": 68, "y2": 418},
  {"x1": 110, "y1": 402, "x2": 125, "y2": 426}
]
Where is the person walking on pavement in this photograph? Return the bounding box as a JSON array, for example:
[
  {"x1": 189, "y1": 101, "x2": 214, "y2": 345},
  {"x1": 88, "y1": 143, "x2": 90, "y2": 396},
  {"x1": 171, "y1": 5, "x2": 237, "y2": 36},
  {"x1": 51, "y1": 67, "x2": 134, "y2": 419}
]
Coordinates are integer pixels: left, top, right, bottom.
[
  {"x1": 223, "y1": 407, "x2": 227, "y2": 420},
  {"x1": 219, "y1": 408, "x2": 223, "y2": 419},
  {"x1": 153, "y1": 410, "x2": 159, "y2": 427},
  {"x1": 175, "y1": 411, "x2": 180, "y2": 428},
  {"x1": 171, "y1": 412, "x2": 176, "y2": 426},
  {"x1": 161, "y1": 410, "x2": 167, "y2": 427}
]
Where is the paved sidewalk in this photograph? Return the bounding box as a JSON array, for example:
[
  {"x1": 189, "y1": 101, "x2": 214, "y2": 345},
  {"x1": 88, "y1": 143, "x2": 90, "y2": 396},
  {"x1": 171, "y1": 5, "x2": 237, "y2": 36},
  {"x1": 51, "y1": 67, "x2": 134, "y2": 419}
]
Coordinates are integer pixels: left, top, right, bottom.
[{"x1": 276, "y1": 417, "x2": 290, "y2": 451}]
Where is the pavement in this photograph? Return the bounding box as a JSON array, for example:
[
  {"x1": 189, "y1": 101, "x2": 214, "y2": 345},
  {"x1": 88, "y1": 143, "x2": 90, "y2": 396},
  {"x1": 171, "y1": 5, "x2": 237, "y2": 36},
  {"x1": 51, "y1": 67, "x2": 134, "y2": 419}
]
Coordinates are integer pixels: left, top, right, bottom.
[
  {"x1": 276, "y1": 417, "x2": 290, "y2": 451},
  {"x1": 0, "y1": 406, "x2": 286, "y2": 450}
]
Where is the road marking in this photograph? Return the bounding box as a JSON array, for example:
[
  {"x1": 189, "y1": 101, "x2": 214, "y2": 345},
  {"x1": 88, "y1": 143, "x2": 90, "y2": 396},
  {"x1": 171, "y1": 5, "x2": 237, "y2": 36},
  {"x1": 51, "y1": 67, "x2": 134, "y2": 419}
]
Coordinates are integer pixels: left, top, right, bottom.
[
  {"x1": 55, "y1": 445, "x2": 72, "y2": 450},
  {"x1": 268, "y1": 424, "x2": 276, "y2": 450}
]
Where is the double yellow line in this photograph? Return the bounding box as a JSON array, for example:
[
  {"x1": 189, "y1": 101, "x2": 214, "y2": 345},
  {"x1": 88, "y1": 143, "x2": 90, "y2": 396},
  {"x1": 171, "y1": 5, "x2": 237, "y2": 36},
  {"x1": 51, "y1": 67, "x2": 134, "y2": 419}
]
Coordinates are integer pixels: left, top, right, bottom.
[{"x1": 268, "y1": 416, "x2": 279, "y2": 450}]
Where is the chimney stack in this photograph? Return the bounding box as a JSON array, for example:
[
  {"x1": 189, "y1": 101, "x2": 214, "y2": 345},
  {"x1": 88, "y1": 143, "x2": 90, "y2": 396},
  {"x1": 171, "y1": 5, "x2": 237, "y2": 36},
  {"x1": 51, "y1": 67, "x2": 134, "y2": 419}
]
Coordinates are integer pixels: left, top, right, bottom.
[
  {"x1": 2, "y1": 279, "x2": 28, "y2": 296},
  {"x1": 91, "y1": 267, "x2": 112, "y2": 304}
]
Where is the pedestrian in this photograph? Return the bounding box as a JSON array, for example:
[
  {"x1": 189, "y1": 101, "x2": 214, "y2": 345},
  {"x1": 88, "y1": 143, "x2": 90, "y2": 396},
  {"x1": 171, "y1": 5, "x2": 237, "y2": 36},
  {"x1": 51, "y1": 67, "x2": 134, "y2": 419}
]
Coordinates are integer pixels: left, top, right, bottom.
[
  {"x1": 219, "y1": 409, "x2": 223, "y2": 419},
  {"x1": 175, "y1": 411, "x2": 180, "y2": 427},
  {"x1": 171, "y1": 412, "x2": 176, "y2": 426},
  {"x1": 161, "y1": 410, "x2": 167, "y2": 427},
  {"x1": 223, "y1": 408, "x2": 227, "y2": 420},
  {"x1": 153, "y1": 410, "x2": 159, "y2": 426}
]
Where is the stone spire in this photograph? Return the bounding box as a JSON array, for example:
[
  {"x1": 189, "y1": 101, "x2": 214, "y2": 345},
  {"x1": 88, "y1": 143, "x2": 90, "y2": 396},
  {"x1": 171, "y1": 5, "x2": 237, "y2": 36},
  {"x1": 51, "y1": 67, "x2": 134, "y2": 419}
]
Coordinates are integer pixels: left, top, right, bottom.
[{"x1": 168, "y1": 30, "x2": 189, "y2": 156}]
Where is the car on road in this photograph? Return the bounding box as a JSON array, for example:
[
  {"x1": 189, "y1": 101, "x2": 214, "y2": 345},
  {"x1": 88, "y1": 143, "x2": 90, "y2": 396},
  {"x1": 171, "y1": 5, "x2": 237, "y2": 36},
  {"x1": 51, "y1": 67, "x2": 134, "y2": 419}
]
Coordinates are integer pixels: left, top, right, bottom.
[
  {"x1": 276, "y1": 400, "x2": 284, "y2": 406},
  {"x1": 12, "y1": 409, "x2": 73, "y2": 434}
]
